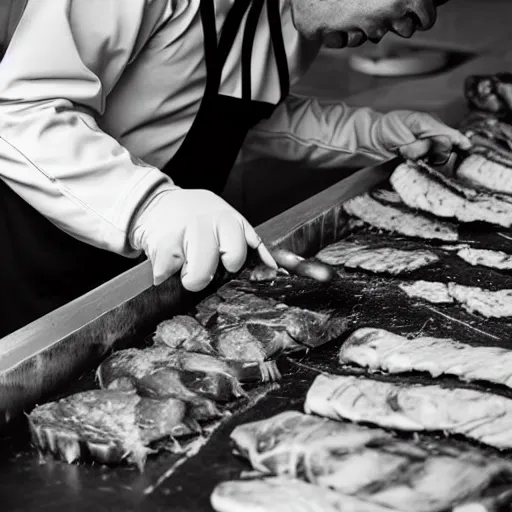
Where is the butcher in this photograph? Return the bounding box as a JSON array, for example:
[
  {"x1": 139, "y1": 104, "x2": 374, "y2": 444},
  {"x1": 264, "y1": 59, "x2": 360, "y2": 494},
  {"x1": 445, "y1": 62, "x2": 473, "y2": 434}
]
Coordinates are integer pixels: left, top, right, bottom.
[{"x1": 0, "y1": 0, "x2": 469, "y2": 336}]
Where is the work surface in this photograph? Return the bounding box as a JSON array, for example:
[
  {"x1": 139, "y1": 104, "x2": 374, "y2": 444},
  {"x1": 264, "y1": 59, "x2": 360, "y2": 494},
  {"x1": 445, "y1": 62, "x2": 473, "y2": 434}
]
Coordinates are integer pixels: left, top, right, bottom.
[{"x1": 3, "y1": 216, "x2": 512, "y2": 510}]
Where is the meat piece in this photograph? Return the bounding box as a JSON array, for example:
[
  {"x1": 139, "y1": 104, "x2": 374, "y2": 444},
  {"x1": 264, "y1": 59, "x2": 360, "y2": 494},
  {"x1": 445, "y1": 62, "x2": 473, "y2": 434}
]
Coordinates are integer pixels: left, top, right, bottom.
[
  {"x1": 390, "y1": 161, "x2": 512, "y2": 227},
  {"x1": 197, "y1": 288, "x2": 346, "y2": 355},
  {"x1": 460, "y1": 112, "x2": 512, "y2": 153},
  {"x1": 96, "y1": 346, "x2": 281, "y2": 402},
  {"x1": 456, "y1": 154, "x2": 512, "y2": 195},
  {"x1": 211, "y1": 478, "x2": 391, "y2": 512},
  {"x1": 230, "y1": 410, "x2": 394, "y2": 477},
  {"x1": 343, "y1": 193, "x2": 458, "y2": 241},
  {"x1": 28, "y1": 390, "x2": 199, "y2": 470},
  {"x1": 316, "y1": 241, "x2": 439, "y2": 275},
  {"x1": 369, "y1": 457, "x2": 509, "y2": 512},
  {"x1": 339, "y1": 327, "x2": 512, "y2": 388},
  {"x1": 465, "y1": 73, "x2": 512, "y2": 118},
  {"x1": 230, "y1": 410, "x2": 510, "y2": 512},
  {"x1": 370, "y1": 188, "x2": 404, "y2": 206},
  {"x1": 448, "y1": 283, "x2": 512, "y2": 317},
  {"x1": 399, "y1": 280, "x2": 512, "y2": 318},
  {"x1": 212, "y1": 323, "x2": 301, "y2": 362},
  {"x1": 398, "y1": 280, "x2": 453, "y2": 304},
  {"x1": 195, "y1": 294, "x2": 223, "y2": 326},
  {"x1": 132, "y1": 368, "x2": 222, "y2": 420},
  {"x1": 154, "y1": 316, "x2": 217, "y2": 355},
  {"x1": 456, "y1": 246, "x2": 512, "y2": 270},
  {"x1": 304, "y1": 373, "x2": 512, "y2": 450}
]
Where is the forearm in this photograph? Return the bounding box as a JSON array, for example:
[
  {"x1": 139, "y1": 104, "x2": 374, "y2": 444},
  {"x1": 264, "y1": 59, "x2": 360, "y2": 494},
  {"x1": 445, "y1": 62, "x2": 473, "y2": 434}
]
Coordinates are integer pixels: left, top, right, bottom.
[
  {"x1": 0, "y1": 100, "x2": 176, "y2": 255},
  {"x1": 0, "y1": 0, "x2": 178, "y2": 255},
  {"x1": 240, "y1": 95, "x2": 395, "y2": 168}
]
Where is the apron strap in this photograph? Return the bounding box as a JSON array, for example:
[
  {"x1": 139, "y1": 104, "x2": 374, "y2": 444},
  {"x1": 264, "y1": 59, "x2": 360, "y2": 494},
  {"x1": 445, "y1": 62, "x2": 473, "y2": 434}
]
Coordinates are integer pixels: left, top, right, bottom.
[
  {"x1": 266, "y1": 0, "x2": 290, "y2": 101},
  {"x1": 241, "y1": 0, "x2": 265, "y2": 101}
]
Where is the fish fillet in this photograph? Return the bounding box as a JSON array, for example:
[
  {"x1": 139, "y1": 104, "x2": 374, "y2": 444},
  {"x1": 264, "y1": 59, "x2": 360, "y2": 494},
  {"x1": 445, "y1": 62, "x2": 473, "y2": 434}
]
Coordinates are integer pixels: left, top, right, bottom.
[
  {"x1": 230, "y1": 411, "x2": 511, "y2": 512},
  {"x1": 456, "y1": 154, "x2": 512, "y2": 195},
  {"x1": 211, "y1": 478, "x2": 393, "y2": 512},
  {"x1": 390, "y1": 161, "x2": 512, "y2": 227},
  {"x1": 338, "y1": 327, "x2": 512, "y2": 388},
  {"x1": 305, "y1": 373, "x2": 512, "y2": 450},
  {"x1": 316, "y1": 241, "x2": 439, "y2": 274},
  {"x1": 456, "y1": 246, "x2": 512, "y2": 270},
  {"x1": 343, "y1": 194, "x2": 458, "y2": 241},
  {"x1": 399, "y1": 280, "x2": 512, "y2": 317}
]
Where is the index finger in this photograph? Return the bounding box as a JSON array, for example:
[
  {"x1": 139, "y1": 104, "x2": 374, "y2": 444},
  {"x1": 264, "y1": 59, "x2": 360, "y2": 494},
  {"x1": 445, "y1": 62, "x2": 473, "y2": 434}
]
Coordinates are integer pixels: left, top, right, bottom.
[{"x1": 240, "y1": 217, "x2": 278, "y2": 270}]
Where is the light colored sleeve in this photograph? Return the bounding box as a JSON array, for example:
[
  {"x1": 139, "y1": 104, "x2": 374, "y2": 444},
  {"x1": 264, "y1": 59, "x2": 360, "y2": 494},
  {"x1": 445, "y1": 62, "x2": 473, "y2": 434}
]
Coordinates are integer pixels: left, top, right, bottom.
[
  {"x1": 0, "y1": 0, "x2": 176, "y2": 257},
  {"x1": 239, "y1": 94, "x2": 396, "y2": 169}
]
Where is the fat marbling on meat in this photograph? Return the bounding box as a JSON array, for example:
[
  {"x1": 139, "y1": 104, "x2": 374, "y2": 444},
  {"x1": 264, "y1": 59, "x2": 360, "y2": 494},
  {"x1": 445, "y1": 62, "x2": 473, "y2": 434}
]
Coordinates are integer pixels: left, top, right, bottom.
[
  {"x1": 211, "y1": 478, "x2": 392, "y2": 512},
  {"x1": 390, "y1": 160, "x2": 512, "y2": 227},
  {"x1": 305, "y1": 374, "x2": 512, "y2": 451},
  {"x1": 339, "y1": 327, "x2": 512, "y2": 389},
  {"x1": 456, "y1": 153, "x2": 512, "y2": 195},
  {"x1": 315, "y1": 240, "x2": 439, "y2": 275},
  {"x1": 456, "y1": 246, "x2": 512, "y2": 270},
  {"x1": 343, "y1": 193, "x2": 459, "y2": 241},
  {"x1": 399, "y1": 280, "x2": 512, "y2": 318},
  {"x1": 228, "y1": 410, "x2": 512, "y2": 512}
]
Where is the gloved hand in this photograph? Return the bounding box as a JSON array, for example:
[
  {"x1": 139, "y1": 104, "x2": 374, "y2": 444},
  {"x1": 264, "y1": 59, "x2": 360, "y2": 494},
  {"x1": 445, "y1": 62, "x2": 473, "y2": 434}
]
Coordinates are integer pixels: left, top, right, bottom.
[
  {"x1": 375, "y1": 110, "x2": 472, "y2": 165},
  {"x1": 129, "y1": 187, "x2": 277, "y2": 290}
]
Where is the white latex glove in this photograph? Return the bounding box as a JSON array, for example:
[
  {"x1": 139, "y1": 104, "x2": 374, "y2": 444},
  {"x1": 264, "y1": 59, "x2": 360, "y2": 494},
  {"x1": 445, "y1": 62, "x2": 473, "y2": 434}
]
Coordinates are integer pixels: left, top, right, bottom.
[
  {"x1": 129, "y1": 188, "x2": 277, "y2": 290},
  {"x1": 375, "y1": 110, "x2": 472, "y2": 165}
]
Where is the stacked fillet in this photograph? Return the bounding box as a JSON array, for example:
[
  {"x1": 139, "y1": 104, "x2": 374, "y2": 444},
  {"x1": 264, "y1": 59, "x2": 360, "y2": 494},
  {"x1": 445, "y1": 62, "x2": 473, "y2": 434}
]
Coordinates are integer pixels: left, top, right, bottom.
[{"x1": 29, "y1": 285, "x2": 346, "y2": 470}]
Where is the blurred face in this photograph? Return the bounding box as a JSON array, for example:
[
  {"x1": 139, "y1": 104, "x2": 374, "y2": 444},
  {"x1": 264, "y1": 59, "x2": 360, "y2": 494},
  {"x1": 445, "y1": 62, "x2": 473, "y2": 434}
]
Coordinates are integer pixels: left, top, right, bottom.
[{"x1": 289, "y1": 0, "x2": 450, "y2": 48}]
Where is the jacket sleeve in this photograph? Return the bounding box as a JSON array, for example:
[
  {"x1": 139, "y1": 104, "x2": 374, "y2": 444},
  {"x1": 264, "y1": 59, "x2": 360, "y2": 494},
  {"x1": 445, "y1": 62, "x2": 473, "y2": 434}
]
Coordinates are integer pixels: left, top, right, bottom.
[
  {"x1": 239, "y1": 94, "x2": 396, "y2": 169},
  {"x1": 0, "y1": 0, "x2": 176, "y2": 257}
]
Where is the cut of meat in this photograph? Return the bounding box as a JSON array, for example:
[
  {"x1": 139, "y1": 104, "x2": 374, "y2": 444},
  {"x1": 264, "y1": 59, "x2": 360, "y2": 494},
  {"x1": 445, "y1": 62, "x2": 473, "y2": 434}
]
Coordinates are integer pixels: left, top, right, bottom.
[
  {"x1": 398, "y1": 280, "x2": 453, "y2": 304},
  {"x1": 456, "y1": 246, "x2": 512, "y2": 270},
  {"x1": 390, "y1": 160, "x2": 512, "y2": 227},
  {"x1": 461, "y1": 114, "x2": 512, "y2": 153},
  {"x1": 448, "y1": 283, "x2": 512, "y2": 317},
  {"x1": 96, "y1": 346, "x2": 281, "y2": 402},
  {"x1": 338, "y1": 327, "x2": 512, "y2": 388},
  {"x1": 212, "y1": 323, "x2": 301, "y2": 362},
  {"x1": 154, "y1": 316, "x2": 217, "y2": 355},
  {"x1": 28, "y1": 390, "x2": 199, "y2": 470},
  {"x1": 196, "y1": 287, "x2": 347, "y2": 354},
  {"x1": 315, "y1": 241, "x2": 439, "y2": 275},
  {"x1": 370, "y1": 189, "x2": 404, "y2": 206},
  {"x1": 399, "y1": 280, "x2": 512, "y2": 318},
  {"x1": 229, "y1": 410, "x2": 511, "y2": 512},
  {"x1": 368, "y1": 457, "x2": 508, "y2": 512},
  {"x1": 456, "y1": 154, "x2": 512, "y2": 195},
  {"x1": 230, "y1": 410, "x2": 394, "y2": 478},
  {"x1": 210, "y1": 478, "x2": 392, "y2": 512},
  {"x1": 304, "y1": 373, "x2": 512, "y2": 450},
  {"x1": 343, "y1": 193, "x2": 458, "y2": 241}
]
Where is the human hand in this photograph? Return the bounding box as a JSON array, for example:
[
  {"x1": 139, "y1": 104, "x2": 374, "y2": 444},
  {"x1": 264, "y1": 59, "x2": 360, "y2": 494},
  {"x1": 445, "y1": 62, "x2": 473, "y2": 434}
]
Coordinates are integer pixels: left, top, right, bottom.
[
  {"x1": 376, "y1": 110, "x2": 472, "y2": 165},
  {"x1": 130, "y1": 188, "x2": 277, "y2": 290}
]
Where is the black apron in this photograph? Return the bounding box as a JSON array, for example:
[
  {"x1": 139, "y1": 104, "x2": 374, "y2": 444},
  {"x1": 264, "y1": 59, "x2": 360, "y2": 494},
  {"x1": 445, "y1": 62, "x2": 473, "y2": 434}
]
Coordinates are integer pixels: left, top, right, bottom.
[{"x1": 0, "y1": 0, "x2": 289, "y2": 337}]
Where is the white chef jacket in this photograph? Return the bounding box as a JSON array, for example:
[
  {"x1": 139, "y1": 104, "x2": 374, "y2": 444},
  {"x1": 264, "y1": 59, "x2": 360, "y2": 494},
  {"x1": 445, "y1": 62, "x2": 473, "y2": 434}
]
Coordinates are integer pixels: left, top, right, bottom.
[{"x1": 0, "y1": 0, "x2": 391, "y2": 258}]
